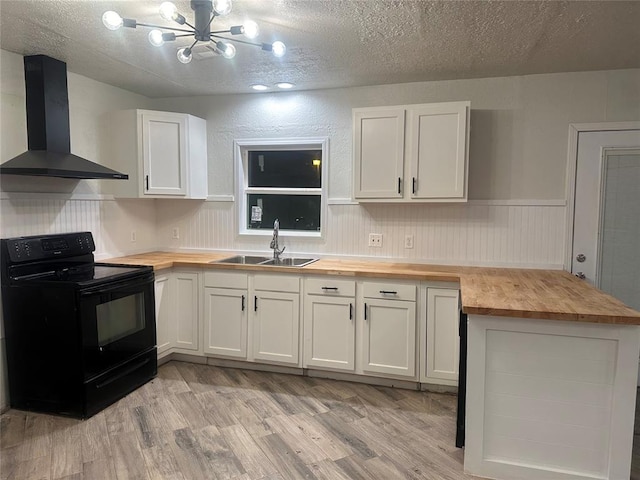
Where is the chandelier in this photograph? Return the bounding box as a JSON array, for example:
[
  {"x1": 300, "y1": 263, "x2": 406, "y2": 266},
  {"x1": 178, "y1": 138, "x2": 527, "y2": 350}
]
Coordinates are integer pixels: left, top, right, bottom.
[{"x1": 102, "y1": 0, "x2": 286, "y2": 64}]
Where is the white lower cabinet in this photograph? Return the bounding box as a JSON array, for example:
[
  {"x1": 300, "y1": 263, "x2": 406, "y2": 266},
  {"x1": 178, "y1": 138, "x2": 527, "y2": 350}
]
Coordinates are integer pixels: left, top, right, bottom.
[
  {"x1": 153, "y1": 269, "x2": 201, "y2": 357},
  {"x1": 202, "y1": 272, "x2": 301, "y2": 366},
  {"x1": 204, "y1": 288, "x2": 248, "y2": 358},
  {"x1": 203, "y1": 271, "x2": 248, "y2": 359},
  {"x1": 154, "y1": 273, "x2": 172, "y2": 357},
  {"x1": 425, "y1": 288, "x2": 460, "y2": 383},
  {"x1": 173, "y1": 271, "x2": 200, "y2": 352},
  {"x1": 252, "y1": 274, "x2": 301, "y2": 366},
  {"x1": 361, "y1": 282, "x2": 417, "y2": 378},
  {"x1": 303, "y1": 278, "x2": 356, "y2": 371}
]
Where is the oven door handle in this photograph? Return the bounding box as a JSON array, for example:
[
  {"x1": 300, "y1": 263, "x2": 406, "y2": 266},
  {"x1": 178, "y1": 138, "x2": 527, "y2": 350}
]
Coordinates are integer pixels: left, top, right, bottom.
[{"x1": 79, "y1": 274, "x2": 154, "y2": 296}]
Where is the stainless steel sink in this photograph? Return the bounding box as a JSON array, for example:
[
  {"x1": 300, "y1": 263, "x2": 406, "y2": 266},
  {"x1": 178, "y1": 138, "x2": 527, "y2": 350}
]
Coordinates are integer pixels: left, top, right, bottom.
[
  {"x1": 261, "y1": 257, "x2": 318, "y2": 267},
  {"x1": 213, "y1": 255, "x2": 318, "y2": 267},
  {"x1": 212, "y1": 255, "x2": 272, "y2": 265}
]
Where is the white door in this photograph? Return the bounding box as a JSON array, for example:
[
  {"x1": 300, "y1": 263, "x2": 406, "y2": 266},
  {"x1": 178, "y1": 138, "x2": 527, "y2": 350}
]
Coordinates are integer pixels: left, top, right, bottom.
[
  {"x1": 173, "y1": 271, "x2": 199, "y2": 352},
  {"x1": 571, "y1": 128, "x2": 640, "y2": 305},
  {"x1": 353, "y1": 108, "x2": 405, "y2": 199},
  {"x1": 362, "y1": 299, "x2": 416, "y2": 378},
  {"x1": 252, "y1": 291, "x2": 300, "y2": 365},
  {"x1": 408, "y1": 101, "x2": 469, "y2": 200},
  {"x1": 141, "y1": 111, "x2": 188, "y2": 196},
  {"x1": 426, "y1": 288, "x2": 460, "y2": 382},
  {"x1": 303, "y1": 296, "x2": 355, "y2": 371},
  {"x1": 154, "y1": 274, "x2": 173, "y2": 356},
  {"x1": 203, "y1": 288, "x2": 247, "y2": 358}
]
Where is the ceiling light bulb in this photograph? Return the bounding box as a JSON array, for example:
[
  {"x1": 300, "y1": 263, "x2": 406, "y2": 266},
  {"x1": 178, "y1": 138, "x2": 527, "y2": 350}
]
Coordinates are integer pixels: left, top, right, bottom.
[
  {"x1": 177, "y1": 47, "x2": 192, "y2": 64},
  {"x1": 159, "y1": 2, "x2": 177, "y2": 21},
  {"x1": 213, "y1": 0, "x2": 232, "y2": 16},
  {"x1": 251, "y1": 84, "x2": 268, "y2": 91},
  {"x1": 218, "y1": 42, "x2": 236, "y2": 59},
  {"x1": 102, "y1": 11, "x2": 123, "y2": 30},
  {"x1": 242, "y1": 20, "x2": 259, "y2": 39},
  {"x1": 148, "y1": 30, "x2": 165, "y2": 47},
  {"x1": 275, "y1": 82, "x2": 294, "y2": 89},
  {"x1": 271, "y1": 41, "x2": 286, "y2": 58}
]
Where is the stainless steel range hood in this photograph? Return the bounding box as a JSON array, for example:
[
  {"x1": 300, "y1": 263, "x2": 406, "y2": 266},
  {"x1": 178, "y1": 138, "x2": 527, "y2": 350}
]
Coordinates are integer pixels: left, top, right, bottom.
[{"x1": 0, "y1": 55, "x2": 128, "y2": 180}]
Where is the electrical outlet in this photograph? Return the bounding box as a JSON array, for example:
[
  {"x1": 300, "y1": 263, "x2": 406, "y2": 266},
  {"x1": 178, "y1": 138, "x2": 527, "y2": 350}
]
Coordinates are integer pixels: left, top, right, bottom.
[
  {"x1": 404, "y1": 234, "x2": 414, "y2": 249},
  {"x1": 368, "y1": 233, "x2": 383, "y2": 247},
  {"x1": 130, "y1": 231, "x2": 137, "y2": 243},
  {"x1": 172, "y1": 227, "x2": 180, "y2": 239}
]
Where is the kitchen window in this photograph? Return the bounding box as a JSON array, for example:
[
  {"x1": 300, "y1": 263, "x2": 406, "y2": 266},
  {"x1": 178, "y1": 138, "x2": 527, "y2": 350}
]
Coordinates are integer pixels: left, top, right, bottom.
[{"x1": 235, "y1": 138, "x2": 328, "y2": 237}]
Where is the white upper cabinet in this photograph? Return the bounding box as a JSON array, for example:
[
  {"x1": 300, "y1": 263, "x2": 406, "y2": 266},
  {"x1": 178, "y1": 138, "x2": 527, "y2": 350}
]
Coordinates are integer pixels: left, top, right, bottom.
[
  {"x1": 353, "y1": 101, "x2": 470, "y2": 202},
  {"x1": 353, "y1": 108, "x2": 405, "y2": 199},
  {"x1": 103, "y1": 109, "x2": 207, "y2": 199}
]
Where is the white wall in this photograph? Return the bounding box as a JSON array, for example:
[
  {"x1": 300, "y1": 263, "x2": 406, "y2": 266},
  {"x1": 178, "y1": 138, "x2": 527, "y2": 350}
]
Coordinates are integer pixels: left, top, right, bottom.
[{"x1": 151, "y1": 69, "x2": 640, "y2": 264}]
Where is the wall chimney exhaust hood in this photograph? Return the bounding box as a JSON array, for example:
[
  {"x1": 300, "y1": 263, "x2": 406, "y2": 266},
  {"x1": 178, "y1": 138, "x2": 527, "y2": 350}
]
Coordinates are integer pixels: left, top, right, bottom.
[{"x1": 0, "y1": 55, "x2": 128, "y2": 180}]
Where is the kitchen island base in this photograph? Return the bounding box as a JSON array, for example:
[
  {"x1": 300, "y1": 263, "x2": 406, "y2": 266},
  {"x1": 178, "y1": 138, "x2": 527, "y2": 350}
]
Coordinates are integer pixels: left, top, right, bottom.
[{"x1": 464, "y1": 314, "x2": 639, "y2": 480}]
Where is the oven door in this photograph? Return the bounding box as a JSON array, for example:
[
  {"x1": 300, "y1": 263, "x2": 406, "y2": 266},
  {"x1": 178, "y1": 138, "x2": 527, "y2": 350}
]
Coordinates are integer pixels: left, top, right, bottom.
[{"x1": 79, "y1": 272, "x2": 156, "y2": 379}]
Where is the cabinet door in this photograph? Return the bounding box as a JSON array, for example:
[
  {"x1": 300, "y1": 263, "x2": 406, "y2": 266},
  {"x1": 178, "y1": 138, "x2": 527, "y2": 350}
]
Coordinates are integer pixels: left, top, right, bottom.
[
  {"x1": 353, "y1": 108, "x2": 405, "y2": 199},
  {"x1": 154, "y1": 273, "x2": 173, "y2": 356},
  {"x1": 304, "y1": 296, "x2": 355, "y2": 371},
  {"x1": 141, "y1": 111, "x2": 188, "y2": 196},
  {"x1": 174, "y1": 271, "x2": 199, "y2": 351},
  {"x1": 426, "y1": 288, "x2": 460, "y2": 381},
  {"x1": 252, "y1": 291, "x2": 300, "y2": 365},
  {"x1": 362, "y1": 299, "x2": 416, "y2": 377},
  {"x1": 408, "y1": 102, "x2": 469, "y2": 200},
  {"x1": 204, "y1": 288, "x2": 247, "y2": 358}
]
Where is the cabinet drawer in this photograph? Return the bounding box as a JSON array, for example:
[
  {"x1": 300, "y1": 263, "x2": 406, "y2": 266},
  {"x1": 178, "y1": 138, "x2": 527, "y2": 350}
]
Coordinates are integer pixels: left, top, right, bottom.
[
  {"x1": 254, "y1": 274, "x2": 300, "y2": 293},
  {"x1": 306, "y1": 278, "x2": 356, "y2": 297},
  {"x1": 204, "y1": 271, "x2": 247, "y2": 289},
  {"x1": 362, "y1": 282, "x2": 416, "y2": 302}
]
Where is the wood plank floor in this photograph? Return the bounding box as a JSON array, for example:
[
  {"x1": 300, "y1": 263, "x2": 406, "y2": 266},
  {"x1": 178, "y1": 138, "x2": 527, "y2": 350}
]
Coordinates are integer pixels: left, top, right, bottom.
[{"x1": 0, "y1": 361, "x2": 638, "y2": 480}]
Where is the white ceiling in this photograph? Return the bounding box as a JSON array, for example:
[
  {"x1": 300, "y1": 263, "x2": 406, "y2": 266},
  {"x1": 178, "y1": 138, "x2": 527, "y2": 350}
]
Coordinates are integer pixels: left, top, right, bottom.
[{"x1": 1, "y1": 0, "x2": 639, "y2": 98}]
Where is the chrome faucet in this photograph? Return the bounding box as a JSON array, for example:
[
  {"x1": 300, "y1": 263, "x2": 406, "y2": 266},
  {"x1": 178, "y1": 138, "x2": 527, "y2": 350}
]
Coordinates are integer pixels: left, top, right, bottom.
[{"x1": 270, "y1": 219, "x2": 285, "y2": 261}]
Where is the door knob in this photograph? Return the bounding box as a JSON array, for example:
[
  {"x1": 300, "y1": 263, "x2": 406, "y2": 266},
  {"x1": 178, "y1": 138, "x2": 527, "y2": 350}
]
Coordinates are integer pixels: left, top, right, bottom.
[
  {"x1": 575, "y1": 272, "x2": 586, "y2": 280},
  {"x1": 576, "y1": 253, "x2": 586, "y2": 263}
]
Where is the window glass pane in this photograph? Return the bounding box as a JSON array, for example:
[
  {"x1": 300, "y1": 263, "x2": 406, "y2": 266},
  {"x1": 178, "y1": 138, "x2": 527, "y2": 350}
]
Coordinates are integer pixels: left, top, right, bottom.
[
  {"x1": 247, "y1": 194, "x2": 321, "y2": 231},
  {"x1": 248, "y1": 150, "x2": 322, "y2": 188}
]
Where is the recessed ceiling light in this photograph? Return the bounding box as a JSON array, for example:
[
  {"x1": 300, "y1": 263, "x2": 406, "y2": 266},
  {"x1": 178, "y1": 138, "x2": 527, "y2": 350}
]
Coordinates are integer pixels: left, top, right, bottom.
[
  {"x1": 251, "y1": 84, "x2": 269, "y2": 91},
  {"x1": 275, "y1": 82, "x2": 294, "y2": 89}
]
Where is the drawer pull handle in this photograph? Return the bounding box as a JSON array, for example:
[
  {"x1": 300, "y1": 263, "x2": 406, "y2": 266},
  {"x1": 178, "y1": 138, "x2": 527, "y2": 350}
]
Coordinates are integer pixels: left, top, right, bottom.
[
  {"x1": 254, "y1": 296, "x2": 258, "y2": 312},
  {"x1": 379, "y1": 290, "x2": 398, "y2": 295},
  {"x1": 321, "y1": 286, "x2": 338, "y2": 291},
  {"x1": 349, "y1": 303, "x2": 353, "y2": 320},
  {"x1": 364, "y1": 303, "x2": 368, "y2": 320},
  {"x1": 397, "y1": 177, "x2": 401, "y2": 194},
  {"x1": 412, "y1": 177, "x2": 416, "y2": 194},
  {"x1": 241, "y1": 295, "x2": 245, "y2": 311}
]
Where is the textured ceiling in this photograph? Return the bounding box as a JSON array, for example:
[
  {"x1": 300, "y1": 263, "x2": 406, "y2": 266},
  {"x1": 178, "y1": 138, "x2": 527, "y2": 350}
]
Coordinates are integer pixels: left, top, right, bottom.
[{"x1": 1, "y1": 0, "x2": 639, "y2": 98}]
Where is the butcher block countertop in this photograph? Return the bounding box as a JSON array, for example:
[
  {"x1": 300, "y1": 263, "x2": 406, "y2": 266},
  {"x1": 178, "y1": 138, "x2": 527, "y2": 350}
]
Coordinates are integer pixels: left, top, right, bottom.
[{"x1": 105, "y1": 252, "x2": 640, "y2": 325}]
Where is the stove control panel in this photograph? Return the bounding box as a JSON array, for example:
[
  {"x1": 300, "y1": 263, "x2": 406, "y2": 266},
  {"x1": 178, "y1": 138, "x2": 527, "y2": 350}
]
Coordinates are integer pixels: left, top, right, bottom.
[{"x1": 2, "y1": 232, "x2": 95, "y2": 263}]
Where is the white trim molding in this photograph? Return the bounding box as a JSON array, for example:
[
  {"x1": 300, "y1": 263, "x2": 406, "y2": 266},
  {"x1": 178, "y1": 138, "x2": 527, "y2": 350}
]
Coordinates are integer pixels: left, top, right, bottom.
[{"x1": 206, "y1": 194, "x2": 235, "y2": 202}]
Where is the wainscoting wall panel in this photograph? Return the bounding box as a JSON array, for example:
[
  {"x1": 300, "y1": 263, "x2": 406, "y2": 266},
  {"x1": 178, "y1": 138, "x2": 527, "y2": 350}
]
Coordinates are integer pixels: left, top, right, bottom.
[
  {"x1": 156, "y1": 200, "x2": 567, "y2": 268},
  {"x1": 0, "y1": 196, "x2": 158, "y2": 258}
]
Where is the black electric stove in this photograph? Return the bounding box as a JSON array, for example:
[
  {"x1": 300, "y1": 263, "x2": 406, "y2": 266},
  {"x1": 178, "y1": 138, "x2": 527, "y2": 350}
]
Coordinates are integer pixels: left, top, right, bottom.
[{"x1": 1, "y1": 232, "x2": 157, "y2": 418}]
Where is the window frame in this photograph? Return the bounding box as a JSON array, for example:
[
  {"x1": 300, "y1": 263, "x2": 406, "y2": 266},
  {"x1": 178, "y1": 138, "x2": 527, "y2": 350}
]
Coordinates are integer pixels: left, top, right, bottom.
[{"x1": 235, "y1": 137, "x2": 329, "y2": 238}]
